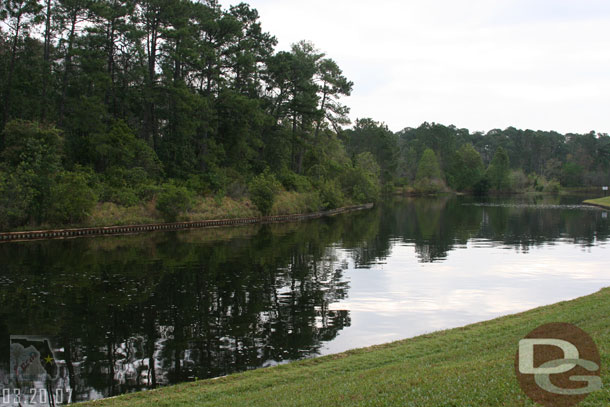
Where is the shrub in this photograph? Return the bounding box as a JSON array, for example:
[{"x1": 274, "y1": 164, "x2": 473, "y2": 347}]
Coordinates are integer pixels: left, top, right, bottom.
[
  {"x1": 279, "y1": 169, "x2": 313, "y2": 192},
  {"x1": 102, "y1": 187, "x2": 139, "y2": 206},
  {"x1": 544, "y1": 179, "x2": 561, "y2": 194},
  {"x1": 416, "y1": 149, "x2": 443, "y2": 181},
  {"x1": 561, "y1": 162, "x2": 584, "y2": 187},
  {"x1": 205, "y1": 166, "x2": 229, "y2": 194},
  {"x1": 47, "y1": 171, "x2": 98, "y2": 224},
  {"x1": 100, "y1": 166, "x2": 158, "y2": 205},
  {"x1": 248, "y1": 171, "x2": 281, "y2": 216},
  {"x1": 413, "y1": 178, "x2": 446, "y2": 195},
  {"x1": 2, "y1": 120, "x2": 63, "y2": 222},
  {"x1": 341, "y1": 167, "x2": 380, "y2": 203},
  {"x1": 92, "y1": 120, "x2": 162, "y2": 176},
  {"x1": 156, "y1": 183, "x2": 194, "y2": 222},
  {"x1": 0, "y1": 170, "x2": 36, "y2": 229},
  {"x1": 509, "y1": 170, "x2": 529, "y2": 192},
  {"x1": 473, "y1": 176, "x2": 491, "y2": 196},
  {"x1": 450, "y1": 144, "x2": 485, "y2": 192},
  {"x1": 320, "y1": 180, "x2": 344, "y2": 210},
  {"x1": 414, "y1": 149, "x2": 447, "y2": 194},
  {"x1": 487, "y1": 147, "x2": 511, "y2": 190},
  {"x1": 226, "y1": 180, "x2": 249, "y2": 199}
]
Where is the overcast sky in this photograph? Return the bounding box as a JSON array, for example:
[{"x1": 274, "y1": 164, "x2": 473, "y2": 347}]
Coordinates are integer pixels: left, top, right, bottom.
[{"x1": 219, "y1": 0, "x2": 610, "y2": 134}]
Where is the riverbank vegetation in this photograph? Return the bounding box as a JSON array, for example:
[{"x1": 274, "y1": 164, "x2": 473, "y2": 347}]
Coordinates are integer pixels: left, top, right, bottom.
[
  {"x1": 80, "y1": 287, "x2": 610, "y2": 406},
  {"x1": 1, "y1": 1, "x2": 610, "y2": 231}
]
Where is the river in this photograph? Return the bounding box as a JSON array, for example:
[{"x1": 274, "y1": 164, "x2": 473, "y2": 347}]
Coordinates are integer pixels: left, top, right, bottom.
[{"x1": 0, "y1": 195, "x2": 608, "y2": 404}]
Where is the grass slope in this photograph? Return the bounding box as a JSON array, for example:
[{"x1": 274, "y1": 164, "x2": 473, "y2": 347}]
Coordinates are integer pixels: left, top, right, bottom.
[
  {"x1": 584, "y1": 196, "x2": 610, "y2": 209},
  {"x1": 82, "y1": 288, "x2": 610, "y2": 406}
]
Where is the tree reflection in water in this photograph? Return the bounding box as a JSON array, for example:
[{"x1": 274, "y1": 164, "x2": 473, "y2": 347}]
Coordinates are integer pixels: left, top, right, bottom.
[{"x1": 0, "y1": 195, "x2": 608, "y2": 402}]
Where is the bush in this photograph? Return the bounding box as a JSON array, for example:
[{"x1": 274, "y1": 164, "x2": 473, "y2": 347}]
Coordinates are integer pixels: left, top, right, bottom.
[
  {"x1": 156, "y1": 183, "x2": 194, "y2": 222},
  {"x1": 473, "y1": 176, "x2": 491, "y2": 196},
  {"x1": 92, "y1": 120, "x2": 162, "y2": 176},
  {"x1": 279, "y1": 169, "x2": 313, "y2": 192},
  {"x1": 416, "y1": 149, "x2": 443, "y2": 181},
  {"x1": 414, "y1": 149, "x2": 447, "y2": 194},
  {"x1": 101, "y1": 187, "x2": 139, "y2": 206},
  {"x1": 320, "y1": 180, "x2": 344, "y2": 210},
  {"x1": 99, "y1": 166, "x2": 160, "y2": 205},
  {"x1": 561, "y1": 162, "x2": 584, "y2": 187},
  {"x1": 544, "y1": 179, "x2": 561, "y2": 194},
  {"x1": 2, "y1": 120, "x2": 63, "y2": 222},
  {"x1": 47, "y1": 171, "x2": 98, "y2": 224},
  {"x1": 341, "y1": 167, "x2": 380, "y2": 203},
  {"x1": 487, "y1": 147, "x2": 511, "y2": 190},
  {"x1": 413, "y1": 178, "x2": 446, "y2": 195},
  {"x1": 509, "y1": 170, "x2": 529, "y2": 192},
  {"x1": 0, "y1": 170, "x2": 36, "y2": 229},
  {"x1": 248, "y1": 171, "x2": 281, "y2": 216},
  {"x1": 450, "y1": 144, "x2": 485, "y2": 192}
]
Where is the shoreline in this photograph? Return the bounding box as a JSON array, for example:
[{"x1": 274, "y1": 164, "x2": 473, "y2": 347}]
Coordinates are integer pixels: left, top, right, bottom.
[
  {"x1": 583, "y1": 197, "x2": 610, "y2": 210},
  {"x1": 0, "y1": 203, "x2": 374, "y2": 243},
  {"x1": 80, "y1": 287, "x2": 610, "y2": 406}
]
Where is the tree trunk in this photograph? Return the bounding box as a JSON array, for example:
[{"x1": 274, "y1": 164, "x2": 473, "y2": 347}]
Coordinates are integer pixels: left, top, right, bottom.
[
  {"x1": 40, "y1": 0, "x2": 53, "y2": 122},
  {"x1": 58, "y1": 12, "x2": 78, "y2": 126},
  {"x1": 2, "y1": 11, "x2": 23, "y2": 129},
  {"x1": 314, "y1": 84, "x2": 328, "y2": 142},
  {"x1": 145, "y1": 17, "x2": 159, "y2": 150}
]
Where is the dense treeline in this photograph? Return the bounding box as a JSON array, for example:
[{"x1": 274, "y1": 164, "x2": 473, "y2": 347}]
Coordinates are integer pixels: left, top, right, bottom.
[
  {"x1": 0, "y1": 0, "x2": 373, "y2": 229},
  {"x1": 1, "y1": 0, "x2": 609, "y2": 230},
  {"x1": 395, "y1": 123, "x2": 610, "y2": 194}
]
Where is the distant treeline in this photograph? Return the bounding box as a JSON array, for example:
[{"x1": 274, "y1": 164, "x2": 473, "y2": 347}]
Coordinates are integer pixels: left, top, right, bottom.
[
  {"x1": 0, "y1": 0, "x2": 609, "y2": 229},
  {"x1": 393, "y1": 122, "x2": 610, "y2": 194}
]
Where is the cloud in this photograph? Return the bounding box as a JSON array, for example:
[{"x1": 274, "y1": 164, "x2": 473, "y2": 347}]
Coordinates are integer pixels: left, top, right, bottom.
[{"x1": 219, "y1": 0, "x2": 610, "y2": 134}]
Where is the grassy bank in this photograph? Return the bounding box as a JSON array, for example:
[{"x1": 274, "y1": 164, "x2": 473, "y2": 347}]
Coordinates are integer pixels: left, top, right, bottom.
[
  {"x1": 7, "y1": 191, "x2": 331, "y2": 232},
  {"x1": 584, "y1": 196, "x2": 610, "y2": 209},
  {"x1": 82, "y1": 288, "x2": 610, "y2": 407}
]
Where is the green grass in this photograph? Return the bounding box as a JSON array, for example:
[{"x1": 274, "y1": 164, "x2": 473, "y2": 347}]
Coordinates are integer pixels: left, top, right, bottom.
[
  {"x1": 81, "y1": 288, "x2": 610, "y2": 406},
  {"x1": 584, "y1": 196, "x2": 610, "y2": 209}
]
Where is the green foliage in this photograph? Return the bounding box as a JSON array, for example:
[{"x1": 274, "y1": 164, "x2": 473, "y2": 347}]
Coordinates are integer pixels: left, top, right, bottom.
[
  {"x1": 413, "y1": 178, "x2": 446, "y2": 195},
  {"x1": 156, "y1": 183, "x2": 194, "y2": 222},
  {"x1": 320, "y1": 180, "x2": 344, "y2": 210},
  {"x1": 561, "y1": 162, "x2": 584, "y2": 187},
  {"x1": 2, "y1": 0, "x2": 609, "y2": 230},
  {"x1": 544, "y1": 179, "x2": 561, "y2": 194},
  {"x1": 473, "y1": 176, "x2": 491, "y2": 196},
  {"x1": 100, "y1": 167, "x2": 156, "y2": 206},
  {"x1": 1, "y1": 120, "x2": 63, "y2": 222},
  {"x1": 508, "y1": 169, "x2": 529, "y2": 192},
  {"x1": 416, "y1": 149, "x2": 443, "y2": 181},
  {"x1": 354, "y1": 152, "x2": 381, "y2": 181},
  {"x1": 487, "y1": 147, "x2": 511, "y2": 191},
  {"x1": 47, "y1": 171, "x2": 98, "y2": 224},
  {"x1": 450, "y1": 144, "x2": 484, "y2": 191},
  {"x1": 278, "y1": 169, "x2": 313, "y2": 193},
  {"x1": 92, "y1": 121, "x2": 162, "y2": 176},
  {"x1": 413, "y1": 149, "x2": 446, "y2": 194},
  {"x1": 0, "y1": 170, "x2": 36, "y2": 228},
  {"x1": 248, "y1": 171, "x2": 281, "y2": 216},
  {"x1": 341, "y1": 167, "x2": 380, "y2": 204},
  {"x1": 339, "y1": 153, "x2": 382, "y2": 203},
  {"x1": 345, "y1": 119, "x2": 398, "y2": 184}
]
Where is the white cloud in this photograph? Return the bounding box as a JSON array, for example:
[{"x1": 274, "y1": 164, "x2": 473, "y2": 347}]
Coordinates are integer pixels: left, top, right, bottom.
[{"x1": 220, "y1": 0, "x2": 610, "y2": 134}]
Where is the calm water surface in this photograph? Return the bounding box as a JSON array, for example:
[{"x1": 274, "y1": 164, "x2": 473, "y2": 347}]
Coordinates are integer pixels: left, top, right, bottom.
[{"x1": 0, "y1": 195, "x2": 609, "y2": 403}]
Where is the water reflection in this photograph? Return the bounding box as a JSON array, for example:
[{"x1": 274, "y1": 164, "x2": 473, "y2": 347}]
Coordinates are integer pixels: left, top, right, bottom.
[{"x1": 0, "y1": 195, "x2": 609, "y2": 403}]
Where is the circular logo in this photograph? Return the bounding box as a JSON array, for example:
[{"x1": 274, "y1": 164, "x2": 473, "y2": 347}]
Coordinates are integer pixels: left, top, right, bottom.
[{"x1": 514, "y1": 323, "x2": 602, "y2": 407}]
